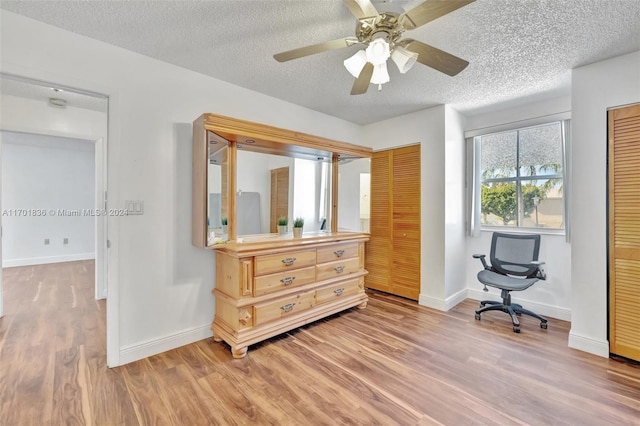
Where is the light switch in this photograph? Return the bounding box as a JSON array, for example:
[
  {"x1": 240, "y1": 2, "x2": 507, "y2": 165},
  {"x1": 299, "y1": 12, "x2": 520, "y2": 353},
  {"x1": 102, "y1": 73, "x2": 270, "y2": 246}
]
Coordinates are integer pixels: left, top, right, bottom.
[{"x1": 125, "y1": 200, "x2": 144, "y2": 215}]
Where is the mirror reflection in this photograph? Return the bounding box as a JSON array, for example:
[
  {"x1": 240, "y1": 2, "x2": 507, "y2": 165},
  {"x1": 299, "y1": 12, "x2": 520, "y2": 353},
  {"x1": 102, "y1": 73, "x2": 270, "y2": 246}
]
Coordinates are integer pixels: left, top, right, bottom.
[
  {"x1": 207, "y1": 144, "x2": 226, "y2": 242},
  {"x1": 338, "y1": 158, "x2": 371, "y2": 232},
  {"x1": 205, "y1": 135, "x2": 371, "y2": 243},
  {"x1": 235, "y1": 150, "x2": 332, "y2": 236}
]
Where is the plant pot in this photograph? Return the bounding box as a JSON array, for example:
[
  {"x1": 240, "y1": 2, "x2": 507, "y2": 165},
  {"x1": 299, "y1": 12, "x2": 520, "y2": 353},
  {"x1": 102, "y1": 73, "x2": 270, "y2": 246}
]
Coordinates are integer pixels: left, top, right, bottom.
[
  {"x1": 222, "y1": 224, "x2": 228, "y2": 234},
  {"x1": 293, "y1": 227, "x2": 303, "y2": 238},
  {"x1": 278, "y1": 225, "x2": 287, "y2": 235}
]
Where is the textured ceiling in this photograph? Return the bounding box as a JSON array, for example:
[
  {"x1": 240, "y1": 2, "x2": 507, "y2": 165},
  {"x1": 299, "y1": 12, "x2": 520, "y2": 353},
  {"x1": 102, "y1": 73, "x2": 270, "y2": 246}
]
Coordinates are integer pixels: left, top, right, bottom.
[{"x1": 1, "y1": 0, "x2": 639, "y2": 124}]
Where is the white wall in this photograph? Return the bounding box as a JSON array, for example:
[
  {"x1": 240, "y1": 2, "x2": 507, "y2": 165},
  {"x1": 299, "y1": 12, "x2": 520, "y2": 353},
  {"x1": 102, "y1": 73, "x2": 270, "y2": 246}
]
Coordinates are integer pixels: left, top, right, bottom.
[
  {"x1": 0, "y1": 11, "x2": 362, "y2": 365},
  {"x1": 570, "y1": 50, "x2": 640, "y2": 357},
  {"x1": 462, "y1": 95, "x2": 573, "y2": 321},
  {"x1": 443, "y1": 106, "x2": 467, "y2": 303},
  {"x1": 1, "y1": 131, "x2": 95, "y2": 266},
  {"x1": 465, "y1": 95, "x2": 571, "y2": 133},
  {"x1": 362, "y1": 106, "x2": 448, "y2": 305}
]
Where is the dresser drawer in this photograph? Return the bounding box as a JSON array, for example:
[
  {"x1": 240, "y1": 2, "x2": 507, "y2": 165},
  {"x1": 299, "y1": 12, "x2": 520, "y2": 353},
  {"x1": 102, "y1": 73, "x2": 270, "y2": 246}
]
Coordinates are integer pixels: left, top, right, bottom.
[
  {"x1": 254, "y1": 266, "x2": 316, "y2": 297},
  {"x1": 316, "y1": 257, "x2": 361, "y2": 282},
  {"x1": 316, "y1": 242, "x2": 359, "y2": 264},
  {"x1": 254, "y1": 290, "x2": 315, "y2": 326},
  {"x1": 254, "y1": 249, "x2": 317, "y2": 276},
  {"x1": 316, "y1": 278, "x2": 363, "y2": 305}
]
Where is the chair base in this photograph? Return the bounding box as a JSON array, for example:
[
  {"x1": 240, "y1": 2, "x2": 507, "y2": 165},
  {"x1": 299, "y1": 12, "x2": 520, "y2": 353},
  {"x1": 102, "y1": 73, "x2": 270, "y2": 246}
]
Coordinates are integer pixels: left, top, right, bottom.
[{"x1": 475, "y1": 290, "x2": 548, "y2": 333}]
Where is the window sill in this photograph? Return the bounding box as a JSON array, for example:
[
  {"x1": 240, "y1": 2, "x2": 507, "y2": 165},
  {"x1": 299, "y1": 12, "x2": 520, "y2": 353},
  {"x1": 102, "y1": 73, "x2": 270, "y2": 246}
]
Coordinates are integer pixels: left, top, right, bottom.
[{"x1": 480, "y1": 226, "x2": 566, "y2": 237}]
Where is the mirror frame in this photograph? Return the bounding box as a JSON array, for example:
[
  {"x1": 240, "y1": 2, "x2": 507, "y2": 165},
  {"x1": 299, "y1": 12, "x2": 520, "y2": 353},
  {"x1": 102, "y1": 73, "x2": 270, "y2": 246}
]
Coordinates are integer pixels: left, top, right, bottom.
[{"x1": 192, "y1": 113, "x2": 372, "y2": 248}]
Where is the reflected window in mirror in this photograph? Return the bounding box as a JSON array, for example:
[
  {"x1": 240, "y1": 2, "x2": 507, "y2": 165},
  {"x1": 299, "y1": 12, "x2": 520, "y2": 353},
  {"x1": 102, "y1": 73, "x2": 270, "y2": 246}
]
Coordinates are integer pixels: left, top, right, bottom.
[
  {"x1": 292, "y1": 158, "x2": 332, "y2": 234},
  {"x1": 208, "y1": 143, "x2": 227, "y2": 244},
  {"x1": 338, "y1": 157, "x2": 371, "y2": 232}
]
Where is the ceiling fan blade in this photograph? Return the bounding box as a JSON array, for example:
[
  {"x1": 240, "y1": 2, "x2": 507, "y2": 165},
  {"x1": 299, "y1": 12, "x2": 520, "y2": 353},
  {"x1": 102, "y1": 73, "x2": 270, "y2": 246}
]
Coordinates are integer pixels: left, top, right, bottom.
[
  {"x1": 274, "y1": 37, "x2": 359, "y2": 62},
  {"x1": 405, "y1": 40, "x2": 469, "y2": 76},
  {"x1": 351, "y1": 62, "x2": 374, "y2": 95},
  {"x1": 401, "y1": 0, "x2": 475, "y2": 30},
  {"x1": 343, "y1": 0, "x2": 379, "y2": 19}
]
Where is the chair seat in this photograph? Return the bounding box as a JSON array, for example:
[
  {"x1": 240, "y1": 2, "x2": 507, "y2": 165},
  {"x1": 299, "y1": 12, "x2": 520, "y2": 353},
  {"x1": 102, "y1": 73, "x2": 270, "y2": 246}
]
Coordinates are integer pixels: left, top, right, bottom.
[{"x1": 477, "y1": 270, "x2": 538, "y2": 291}]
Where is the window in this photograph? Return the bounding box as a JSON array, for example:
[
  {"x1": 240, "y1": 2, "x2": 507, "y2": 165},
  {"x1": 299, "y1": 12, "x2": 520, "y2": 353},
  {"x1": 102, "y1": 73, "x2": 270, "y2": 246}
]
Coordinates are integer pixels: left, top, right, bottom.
[{"x1": 473, "y1": 121, "x2": 567, "y2": 230}]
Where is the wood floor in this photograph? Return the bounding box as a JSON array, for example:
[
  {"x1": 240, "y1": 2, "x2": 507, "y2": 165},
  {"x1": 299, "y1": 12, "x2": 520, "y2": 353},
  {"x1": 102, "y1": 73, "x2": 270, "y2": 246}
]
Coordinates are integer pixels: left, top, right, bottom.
[{"x1": 1, "y1": 261, "x2": 640, "y2": 425}]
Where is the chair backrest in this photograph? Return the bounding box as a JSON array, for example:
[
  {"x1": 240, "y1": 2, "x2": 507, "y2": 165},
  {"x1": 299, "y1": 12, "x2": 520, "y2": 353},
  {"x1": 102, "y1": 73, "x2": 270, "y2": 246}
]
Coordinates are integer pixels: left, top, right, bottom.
[{"x1": 490, "y1": 232, "x2": 540, "y2": 278}]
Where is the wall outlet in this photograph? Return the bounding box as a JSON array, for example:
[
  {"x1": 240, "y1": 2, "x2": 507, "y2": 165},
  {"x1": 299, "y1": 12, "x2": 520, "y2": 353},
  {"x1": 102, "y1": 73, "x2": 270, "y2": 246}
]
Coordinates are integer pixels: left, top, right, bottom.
[
  {"x1": 63, "y1": 238, "x2": 69, "y2": 245},
  {"x1": 44, "y1": 238, "x2": 50, "y2": 245}
]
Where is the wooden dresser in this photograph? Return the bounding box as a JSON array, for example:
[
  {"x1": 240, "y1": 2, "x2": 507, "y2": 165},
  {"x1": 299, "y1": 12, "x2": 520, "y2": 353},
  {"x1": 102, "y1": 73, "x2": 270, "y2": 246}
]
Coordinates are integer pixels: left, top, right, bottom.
[
  {"x1": 211, "y1": 232, "x2": 369, "y2": 358},
  {"x1": 192, "y1": 114, "x2": 373, "y2": 359}
]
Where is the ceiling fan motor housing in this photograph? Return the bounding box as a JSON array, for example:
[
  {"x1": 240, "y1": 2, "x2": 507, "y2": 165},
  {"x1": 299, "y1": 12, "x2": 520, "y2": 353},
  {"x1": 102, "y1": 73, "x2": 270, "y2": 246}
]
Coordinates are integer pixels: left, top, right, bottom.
[{"x1": 356, "y1": 12, "x2": 405, "y2": 47}]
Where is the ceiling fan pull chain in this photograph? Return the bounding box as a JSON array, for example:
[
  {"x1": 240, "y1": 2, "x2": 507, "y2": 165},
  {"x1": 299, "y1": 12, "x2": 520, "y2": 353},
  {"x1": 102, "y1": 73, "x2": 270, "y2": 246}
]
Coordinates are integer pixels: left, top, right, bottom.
[{"x1": 377, "y1": 84, "x2": 382, "y2": 92}]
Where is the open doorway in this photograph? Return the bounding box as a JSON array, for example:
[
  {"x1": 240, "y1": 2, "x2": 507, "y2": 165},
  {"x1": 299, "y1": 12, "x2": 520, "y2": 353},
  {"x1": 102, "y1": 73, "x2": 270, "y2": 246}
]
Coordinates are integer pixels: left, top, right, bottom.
[{"x1": 0, "y1": 74, "x2": 108, "y2": 357}]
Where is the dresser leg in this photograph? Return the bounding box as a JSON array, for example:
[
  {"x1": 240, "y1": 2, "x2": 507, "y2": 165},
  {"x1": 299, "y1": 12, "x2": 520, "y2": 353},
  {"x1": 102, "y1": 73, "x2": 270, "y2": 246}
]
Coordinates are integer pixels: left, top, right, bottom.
[
  {"x1": 232, "y1": 346, "x2": 248, "y2": 359},
  {"x1": 213, "y1": 335, "x2": 223, "y2": 342},
  {"x1": 357, "y1": 300, "x2": 368, "y2": 309}
]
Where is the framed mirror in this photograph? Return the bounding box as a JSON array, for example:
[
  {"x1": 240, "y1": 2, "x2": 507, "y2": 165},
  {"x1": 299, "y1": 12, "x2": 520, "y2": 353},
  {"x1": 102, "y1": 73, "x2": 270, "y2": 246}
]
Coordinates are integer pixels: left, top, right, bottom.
[{"x1": 192, "y1": 114, "x2": 372, "y2": 248}]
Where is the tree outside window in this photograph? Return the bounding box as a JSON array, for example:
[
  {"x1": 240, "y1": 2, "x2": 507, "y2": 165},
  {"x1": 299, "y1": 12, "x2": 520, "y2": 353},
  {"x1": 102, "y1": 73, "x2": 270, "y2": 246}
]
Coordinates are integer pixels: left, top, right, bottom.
[{"x1": 478, "y1": 122, "x2": 565, "y2": 229}]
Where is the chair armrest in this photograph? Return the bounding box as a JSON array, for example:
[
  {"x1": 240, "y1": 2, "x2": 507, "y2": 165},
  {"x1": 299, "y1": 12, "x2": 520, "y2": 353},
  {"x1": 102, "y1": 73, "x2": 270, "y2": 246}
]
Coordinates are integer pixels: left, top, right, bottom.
[
  {"x1": 473, "y1": 254, "x2": 490, "y2": 270},
  {"x1": 531, "y1": 261, "x2": 547, "y2": 280}
]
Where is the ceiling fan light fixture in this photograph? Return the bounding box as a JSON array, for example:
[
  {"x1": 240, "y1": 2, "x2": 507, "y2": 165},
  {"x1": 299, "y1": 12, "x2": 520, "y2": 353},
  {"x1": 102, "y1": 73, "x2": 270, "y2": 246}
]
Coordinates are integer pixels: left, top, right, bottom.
[
  {"x1": 371, "y1": 62, "x2": 390, "y2": 85},
  {"x1": 365, "y1": 38, "x2": 390, "y2": 65},
  {"x1": 344, "y1": 50, "x2": 368, "y2": 78},
  {"x1": 274, "y1": 0, "x2": 475, "y2": 95},
  {"x1": 391, "y1": 45, "x2": 418, "y2": 73}
]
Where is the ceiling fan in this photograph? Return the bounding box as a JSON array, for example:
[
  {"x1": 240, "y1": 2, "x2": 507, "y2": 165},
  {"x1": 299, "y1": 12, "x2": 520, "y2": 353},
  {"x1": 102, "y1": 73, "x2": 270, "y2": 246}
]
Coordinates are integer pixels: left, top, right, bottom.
[{"x1": 274, "y1": 0, "x2": 475, "y2": 95}]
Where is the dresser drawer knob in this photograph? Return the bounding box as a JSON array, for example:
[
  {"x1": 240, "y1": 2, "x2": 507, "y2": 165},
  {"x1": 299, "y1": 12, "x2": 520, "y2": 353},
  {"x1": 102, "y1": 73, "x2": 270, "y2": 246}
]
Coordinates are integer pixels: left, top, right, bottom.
[
  {"x1": 280, "y1": 303, "x2": 296, "y2": 313},
  {"x1": 280, "y1": 277, "x2": 295, "y2": 286},
  {"x1": 334, "y1": 266, "x2": 345, "y2": 273},
  {"x1": 281, "y1": 257, "x2": 296, "y2": 266},
  {"x1": 333, "y1": 288, "x2": 345, "y2": 296},
  {"x1": 334, "y1": 250, "x2": 345, "y2": 258}
]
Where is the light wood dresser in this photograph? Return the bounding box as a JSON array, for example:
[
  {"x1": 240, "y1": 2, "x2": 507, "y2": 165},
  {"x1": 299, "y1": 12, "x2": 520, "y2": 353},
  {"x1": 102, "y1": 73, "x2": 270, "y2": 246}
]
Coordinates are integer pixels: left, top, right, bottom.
[
  {"x1": 212, "y1": 232, "x2": 369, "y2": 358},
  {"x1": 192, "y1": 113, "x2": 373, "y2": 358}
]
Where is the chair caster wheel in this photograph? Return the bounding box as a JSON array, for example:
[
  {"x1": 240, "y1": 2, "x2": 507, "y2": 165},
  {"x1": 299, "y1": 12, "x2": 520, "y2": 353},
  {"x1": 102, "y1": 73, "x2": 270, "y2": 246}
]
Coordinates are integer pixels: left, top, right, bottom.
[
  {"x1": 513, "y1": 326, "x2": 521, "y2": 333},
  {"x1": 541, "y1": 322, "x2": 548, "y2": 329},
  {"x1": 475, "y1": 313, "x2": 481, "y2": 321},
  {"x1": 516, "y1": 312, "x2": 522, "y2": 316}
]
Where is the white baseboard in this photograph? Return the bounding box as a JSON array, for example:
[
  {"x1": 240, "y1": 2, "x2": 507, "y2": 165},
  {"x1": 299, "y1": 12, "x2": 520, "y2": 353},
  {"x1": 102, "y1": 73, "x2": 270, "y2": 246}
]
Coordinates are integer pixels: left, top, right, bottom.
[
  {"x1": 568, "y1": 331, "x2": 609, "y2": 358},
  {"x1": 419, "y1": 294, "x2": 447, "y2": 311},
  {"x1": 445, "y1": 288, "x2": 468, "y2": 310},
  {"x1": 119, "y1": 323, "x2": 213, "y2": 366},
  {"x1": 3, "y1": 252, "x2": 95, "y2": 268},
  {"x1": 466, "y1": 288, "x2": 571, "y2": 321},
  {"x1": 418, "y1": 288, "x2": 468, "y2": 311}
]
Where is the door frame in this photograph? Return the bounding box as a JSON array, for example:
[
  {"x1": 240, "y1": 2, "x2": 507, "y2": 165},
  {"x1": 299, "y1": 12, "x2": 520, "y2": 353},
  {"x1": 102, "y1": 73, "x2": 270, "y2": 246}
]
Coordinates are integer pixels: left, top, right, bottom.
[{"x1": 0, "y1": 72, "x2": 118, "y2": 366}]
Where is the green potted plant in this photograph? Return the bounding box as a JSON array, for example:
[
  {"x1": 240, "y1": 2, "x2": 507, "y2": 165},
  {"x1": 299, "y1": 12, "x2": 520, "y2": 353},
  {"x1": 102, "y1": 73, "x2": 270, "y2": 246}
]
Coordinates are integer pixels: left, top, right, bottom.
[
  {"x1": 277, "y1": 216, "x2": 288, "y2": 235},
  {"x1": 221, "y1": 217, "x2": 228, "y2": 234},
  {"x1": 293, "y1": 217, "x2": 304, "y2": 238}
]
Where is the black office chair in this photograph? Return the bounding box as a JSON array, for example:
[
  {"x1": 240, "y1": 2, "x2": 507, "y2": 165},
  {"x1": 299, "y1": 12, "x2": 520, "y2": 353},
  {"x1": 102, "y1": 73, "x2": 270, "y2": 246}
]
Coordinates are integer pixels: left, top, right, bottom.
[{"x1": 473, "y1": 232, "x2": 548, "y2": 333}]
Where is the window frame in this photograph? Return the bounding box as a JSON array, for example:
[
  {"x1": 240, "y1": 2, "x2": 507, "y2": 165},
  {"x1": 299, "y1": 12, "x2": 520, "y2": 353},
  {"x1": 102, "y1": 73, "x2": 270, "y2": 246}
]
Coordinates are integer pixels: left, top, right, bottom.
[{"x1": 471, "y1": 120, "x2": 568, "y2": 235}]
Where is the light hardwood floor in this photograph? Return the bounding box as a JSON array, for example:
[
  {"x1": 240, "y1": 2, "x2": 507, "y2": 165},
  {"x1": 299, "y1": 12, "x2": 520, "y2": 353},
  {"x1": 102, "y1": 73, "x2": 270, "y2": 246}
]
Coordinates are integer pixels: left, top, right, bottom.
[{"x1": 1, "y1": 261, "x2": 639, "y2": 425}]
